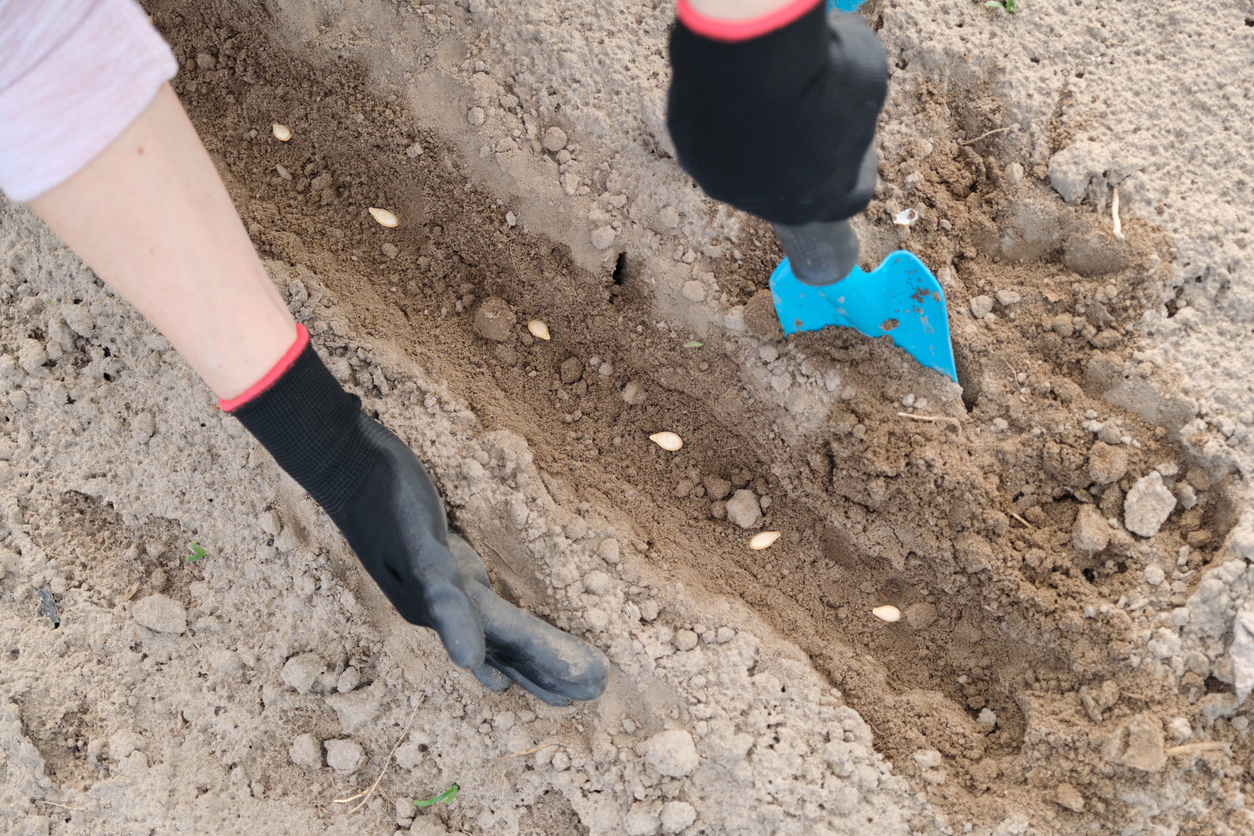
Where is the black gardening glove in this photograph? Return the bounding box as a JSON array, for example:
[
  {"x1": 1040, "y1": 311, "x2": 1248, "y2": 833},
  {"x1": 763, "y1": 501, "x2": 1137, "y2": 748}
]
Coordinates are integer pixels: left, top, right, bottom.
[
  {"x1": 227, "y1": 330, "x2": 484, "y2": 668},
  {"x1": 447, "y1": 532, "x2": 609, "y2": 706},
  {"x1": 227, "y1": 327, "x2": 609, "y2": 703},
  {"x1": 667, "y1": 0, "x2": 888, "y2": 226}
]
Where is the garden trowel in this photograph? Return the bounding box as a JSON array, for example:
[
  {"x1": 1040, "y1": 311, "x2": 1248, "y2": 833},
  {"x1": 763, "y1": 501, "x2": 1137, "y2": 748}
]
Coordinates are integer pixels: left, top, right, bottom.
[
  {"x1": 766, "y1": 0, "x2": 957, "y2": 383},
  {"x1": 769, "y1": 218, "x2": 957, "y2": 383}
]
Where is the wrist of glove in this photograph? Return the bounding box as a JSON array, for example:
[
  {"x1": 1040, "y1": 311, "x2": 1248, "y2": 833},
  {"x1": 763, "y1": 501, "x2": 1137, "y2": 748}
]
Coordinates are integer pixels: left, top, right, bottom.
[
  {"x1": 225, "y1": 325, "x2": 608, "y2": 703},
  {"x1": 666, "y1": 0, "x2": 887, "y2": 225}
]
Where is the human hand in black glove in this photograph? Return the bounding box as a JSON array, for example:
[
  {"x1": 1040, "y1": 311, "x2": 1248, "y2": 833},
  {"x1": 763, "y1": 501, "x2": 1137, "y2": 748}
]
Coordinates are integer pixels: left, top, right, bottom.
[
  {"x1": 447, "y1": 532, "x2": 609, "y2": 706},
  {"x1": 225, "y1": 327, "x2": 484, "y2": 667},
  {"x1": 667, "y1": 0, "x2": 888, "y2": 226},
  {"x1": 225, "y1": 326, "x2": 609, "y2": 703}
]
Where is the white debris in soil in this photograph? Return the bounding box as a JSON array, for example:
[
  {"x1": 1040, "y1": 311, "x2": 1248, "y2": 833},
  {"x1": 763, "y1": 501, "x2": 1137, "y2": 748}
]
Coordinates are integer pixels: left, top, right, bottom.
[
  {"x1": 1232, "y1": 611, "x2": 1254, "y2": 703},
  {"x1": 1123, "y1": 472, "x2": 1177, "y2": 538}
]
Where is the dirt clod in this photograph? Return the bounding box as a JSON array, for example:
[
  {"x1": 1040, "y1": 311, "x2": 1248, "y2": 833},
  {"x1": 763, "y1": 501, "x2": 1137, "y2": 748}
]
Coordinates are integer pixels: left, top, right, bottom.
[
  {"x1": 1124, "y1": 472, "x2": 1177, "y2": 537},
  {"x1": 1073, "y1": 505, "x2": 1111, "y2": 553},
  {"x1": 724, "y1": 489, "x2": 762, "y2": 530},
  {"x1": 743, "y1": 289, "x2": 783, "y2": 342},
  {"x1": 1088, "y1": 440, "x2": 1129, "y2": 484},
  {"x1": 131, "y1": 593, "x2": 186, "y2": 634},
  {"x1": 645, "y1": 729, "x2": 699, "y2": 777},
  {"x1": 473, "y1": 297, "x2": 516, "y2": 342},
  {"x1": 1054, "y1": 783, "x2": 1085, "y2": 813},
  {"x1": 542, "y1": 126, "x2": 568, "y2": 152},
  {"x1": 324, "y1": 738, "x2": 364, "y2": 773}
]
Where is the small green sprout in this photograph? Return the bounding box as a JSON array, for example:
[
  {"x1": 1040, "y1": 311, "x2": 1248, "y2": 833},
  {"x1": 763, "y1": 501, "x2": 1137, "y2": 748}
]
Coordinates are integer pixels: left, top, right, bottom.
[
  {"x1": 414, "y1": 784, "x2": 459, "y2": 807},
  {"x1": 681, "y1": 340, "x2": 704, "y2": 348},
  {"x1": 186, "y1": 543, "x2": 206, "y2": 562},
  {"x1": 984, "y1": 0, "x2": 1020, "y2": 13}
]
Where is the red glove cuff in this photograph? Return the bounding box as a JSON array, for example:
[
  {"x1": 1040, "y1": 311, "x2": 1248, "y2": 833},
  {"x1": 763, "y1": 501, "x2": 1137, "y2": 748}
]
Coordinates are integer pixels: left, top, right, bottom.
[
  {"x1": 674, "y1": 0, "x2": 822, "y2": 43},
  {"x1": 219, "y1": 323, "x2": 309, "y2": 413}
]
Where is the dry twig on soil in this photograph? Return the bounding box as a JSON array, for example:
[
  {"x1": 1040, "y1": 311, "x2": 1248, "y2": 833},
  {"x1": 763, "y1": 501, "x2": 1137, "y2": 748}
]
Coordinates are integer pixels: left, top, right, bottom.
[
  {"x1": 1112, "y1": 186, "x2": 1125, "y2": 240},
  {"x1": 959, "y1": 126, "x2": 1014, "y2": 146},
  {"x1": 896, "y1": 412, "x2": 965, "y2": 441},
  {"x1": 1165, "y1": 741, "x2": 1230, "y2": 757},
  {"x1": 1010, "y1": 512, "x2": 1035, "y2": 529},
  {"x1": 333, "y1": 703, "x2": 420, "y2": 814}
]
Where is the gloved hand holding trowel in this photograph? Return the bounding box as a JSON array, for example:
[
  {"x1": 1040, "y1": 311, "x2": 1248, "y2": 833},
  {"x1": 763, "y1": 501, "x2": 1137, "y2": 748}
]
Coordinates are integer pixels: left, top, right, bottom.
[{"x1": 668, "y1": 0, "x2": 957, "y2": 381}]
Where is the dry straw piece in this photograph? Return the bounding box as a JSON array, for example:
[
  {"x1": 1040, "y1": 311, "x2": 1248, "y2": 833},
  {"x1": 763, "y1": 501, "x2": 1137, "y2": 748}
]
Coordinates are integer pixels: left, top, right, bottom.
[
  {"x1": 368, "y1": 207, "x2": 399, "y2": 228},
  {"x1": 749, "y1": 531, "x2": 781, "y2": 550},
  {"x1": 649, "y1": 432, "x2": 683, "y2": 451},
  {"x1": 272, "y1": 123, "x2": 292, "y2": 141},
  {"x1": 527, "y1": 320, "x2": 551, "y2": 340},
  {"x1": 872, "y1": 605, "x2": 902, "y2": 623}
]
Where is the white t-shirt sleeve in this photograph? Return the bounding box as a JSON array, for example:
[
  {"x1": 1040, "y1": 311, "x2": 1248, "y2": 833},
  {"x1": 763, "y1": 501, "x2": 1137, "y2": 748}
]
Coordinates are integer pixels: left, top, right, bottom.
[{"x1": 0, "y1": 0, "x2": 178, "y2": 203}]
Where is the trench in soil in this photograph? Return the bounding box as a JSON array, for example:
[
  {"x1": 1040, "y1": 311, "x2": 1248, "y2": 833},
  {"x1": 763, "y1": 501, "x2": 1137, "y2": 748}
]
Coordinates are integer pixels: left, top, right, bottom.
[{"x1": 149, "y1": 1, "x2": 1246, "y2": 824}]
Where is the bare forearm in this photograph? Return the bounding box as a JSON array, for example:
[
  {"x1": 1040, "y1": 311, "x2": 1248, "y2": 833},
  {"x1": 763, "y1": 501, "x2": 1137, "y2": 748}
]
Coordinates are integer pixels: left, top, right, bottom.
[{"x1": 29, "y1": 84, "x2": 296, "y2": 401}]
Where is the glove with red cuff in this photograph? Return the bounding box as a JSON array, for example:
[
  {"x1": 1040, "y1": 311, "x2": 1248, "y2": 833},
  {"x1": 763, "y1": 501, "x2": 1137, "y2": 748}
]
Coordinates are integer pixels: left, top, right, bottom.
[
  {"x1": 224, "y1": 325, "x2": 609, "y2": 705},
  {"x1": 666, "y1": 0, "x2": 888, "y2": 226}
]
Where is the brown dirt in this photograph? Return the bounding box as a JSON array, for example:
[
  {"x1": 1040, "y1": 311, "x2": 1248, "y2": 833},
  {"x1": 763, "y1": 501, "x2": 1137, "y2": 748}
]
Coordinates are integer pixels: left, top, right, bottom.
[{"x1": 60, "y1": 1, "x2": 1243, "y2": 831}]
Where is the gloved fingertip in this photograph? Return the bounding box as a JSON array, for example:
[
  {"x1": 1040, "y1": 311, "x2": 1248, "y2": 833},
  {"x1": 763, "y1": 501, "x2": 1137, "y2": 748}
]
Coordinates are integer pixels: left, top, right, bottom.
[
  {"x1": 473, "y1": 664, "x2": 513, "y2": 692},
  {"x1": 446, "y1": 636, "x2": 487, "y2": 670},
  {"x1": 428, "y1": 587, "x2": 485, "y2": 669},
  {"x1": 491, "y1": 663, "x2": 575, "y2": 706}
]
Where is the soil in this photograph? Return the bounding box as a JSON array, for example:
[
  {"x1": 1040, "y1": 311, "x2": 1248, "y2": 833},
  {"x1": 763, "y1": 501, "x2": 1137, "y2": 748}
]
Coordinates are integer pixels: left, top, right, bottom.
[{"x1": 3, "y1": 1, "x2": 1254, "y2": 835}]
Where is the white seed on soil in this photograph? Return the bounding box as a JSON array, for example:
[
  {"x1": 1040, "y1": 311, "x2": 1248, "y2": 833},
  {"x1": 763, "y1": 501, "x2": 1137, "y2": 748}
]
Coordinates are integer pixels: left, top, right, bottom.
[
  {"x1": 527, "y1": 320, "x2": 551, "y2": 340},
  {"x1": 272, "y1": 122, "x2": 291, "y2": 141},
  {"x1": 749, "y1": 531, "x2": 780, "y2": 550},
  {"x1": 368, "y1": 207, "x2": 399, "y2": 228},
  {"x1": 649, "y1": 432, "x2": 683, "y2": 451},
  {"x1": 872, "y1": 605, "x2": 902, "y2": 623}
]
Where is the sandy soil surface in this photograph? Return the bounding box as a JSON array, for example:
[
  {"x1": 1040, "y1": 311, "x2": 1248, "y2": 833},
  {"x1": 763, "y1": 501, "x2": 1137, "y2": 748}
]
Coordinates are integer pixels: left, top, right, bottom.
[{"x1": 3, "y1": 0, "x2": 1254, "y2": 834}]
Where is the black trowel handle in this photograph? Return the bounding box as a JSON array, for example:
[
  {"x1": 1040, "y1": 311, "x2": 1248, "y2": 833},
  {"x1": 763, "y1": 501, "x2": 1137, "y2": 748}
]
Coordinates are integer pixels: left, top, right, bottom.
[
  {"x1": 772, "y1": 217, "x2": 860, "y2": 286},
  {"x1": 771, "y1": 140, "x2": 878, "y2": 286}
]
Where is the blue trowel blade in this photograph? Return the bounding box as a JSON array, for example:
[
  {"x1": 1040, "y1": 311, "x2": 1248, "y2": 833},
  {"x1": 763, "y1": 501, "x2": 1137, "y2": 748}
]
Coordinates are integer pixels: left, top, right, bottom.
[
  {"x1": 827, "y1": 0, "x2": 865, "y2": 11},
  {"x1": 769, "y1": 250, "x2": 958, "y2": 383}
]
